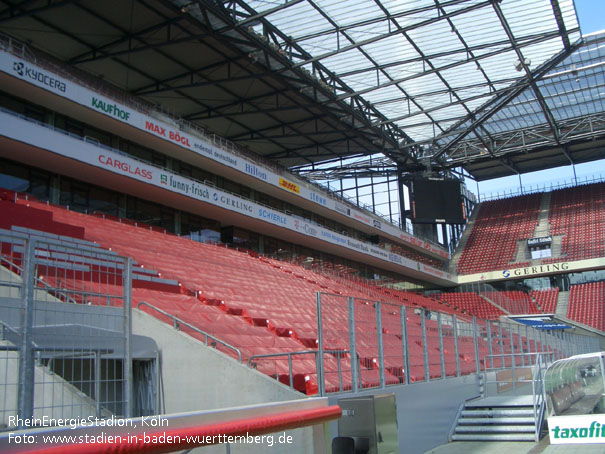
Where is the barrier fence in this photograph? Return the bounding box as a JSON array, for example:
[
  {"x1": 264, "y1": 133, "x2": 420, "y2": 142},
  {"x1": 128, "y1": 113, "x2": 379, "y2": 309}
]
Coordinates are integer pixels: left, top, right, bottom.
[
  {"x1": 0, "y1": 229, "x2": 133, "y2": 430},
  {"x1": 314, "y1": 292, "x2": 599, "y2": 396},
  {"x1": 0, "y1": 228, "x2": 602, "y2": 439}
]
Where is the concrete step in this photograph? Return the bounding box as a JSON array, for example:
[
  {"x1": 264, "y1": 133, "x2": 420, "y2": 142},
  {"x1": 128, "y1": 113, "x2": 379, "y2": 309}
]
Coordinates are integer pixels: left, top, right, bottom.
[
  {"x1": 458, "y1": 417, "x2": 536, "y2": 425},
  {"x1": 556, "y1": 290, "x2": 570, "y2": 317},
  {"x1": 452, "y1": 433, "x2": 536, "y2": 442},
  {"x1": 456, "y1": 425, "x2": 535, "y2": 433},
  {"x1": 465, "y1": 396, "x2": 534, "y2": 407},
  {"x1": 461, "y1": 409, "x2": 534, "y2": 418}
]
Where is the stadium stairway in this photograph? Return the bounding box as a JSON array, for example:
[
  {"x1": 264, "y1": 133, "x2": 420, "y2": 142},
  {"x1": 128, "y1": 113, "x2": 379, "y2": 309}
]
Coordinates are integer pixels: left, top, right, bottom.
[
  {"x1": 451, "y1": 395, "x2": 538, "y2": 442},
  {"x1": 533, "y1": 191, "x2": 551, "y2": 238},
  {"x1": 555, "y1": 291, "x2": 569, "y2": 318},
  {"x1": 448, "y1": 202, "x2": 481, "y2": 274}
]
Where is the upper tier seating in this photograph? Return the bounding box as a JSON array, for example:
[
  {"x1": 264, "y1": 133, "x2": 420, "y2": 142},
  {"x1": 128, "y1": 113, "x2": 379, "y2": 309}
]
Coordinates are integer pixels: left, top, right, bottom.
[
  {"x1": 567, "y1": 282, "x2": 605, "y2": 331},
  {"x1": 458, "y1": 182, "x2": 605, "y2": 275},
  {"x1": 548, "y1": 183, "x2": 605, "y2": 262},
  {"x1": 457, "y1": 194, "x2": 541, "y2": 275}
]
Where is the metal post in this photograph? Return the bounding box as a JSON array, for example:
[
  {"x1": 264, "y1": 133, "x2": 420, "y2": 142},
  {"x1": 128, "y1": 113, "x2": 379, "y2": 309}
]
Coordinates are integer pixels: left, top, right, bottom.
[
  {"x1": 316, "y1": 293, "x2": 325, "y2": 396},
  {"x1": 421, "y1": 313, "x2": 429, "y2": 382},
  {"x1": 498, "y1": 321, "x2": 504, "y2": 369},
  {"x1": 453, "y1": 314, "x2": 460, "y2": 377},
  {"x1": 18, "y1": 239, "x2": 35, "y2": 427},
  {"x1": 437, "y1": 313, "x2": 445, "y2": 379},
  {"x1": 337, "y1": 353, "x2": 343, "y2": 392},
  {"x1": 348, "y1": 297, "x2": 358, "y2": 393},
  {"x1": 123, "y1": 257, "x2": 133, "y2": 418},
  {"x1": 401, "y1": 306, "x2": 410, "y2": 385},
  {"x1": 376, "y1": 302, "x2": 385, "y2": 388},
  {"x1": 599, "y1": 354, "x2": 605, "y2": 398},
  {"x1": 95, "y1": 350, "x2": 102, "y2": 417},
  {"x1": 532, "y1": 326, "x2": 538, "y2": 363},
  {"x1": 288, "y1": 354, "x2": 294, "y2": 389},
  {"x1": 472, "y1": 317, "x2": 480, "y2": 375},
  {"x1": 510, "y1": 324, "x2": 516, "y2": 392},
  {"x1": 524, "y1": 325, "x2": 530, "y2": 365},
  {"x1": 155, "y1": 350, "x2": 162, "y2": 415},
  {"x1": 487, "y1": 322, "x2": 493, "y2": 370},
  {"x1": 518, "y1": 325, "x2": 524, "y2": 367}
]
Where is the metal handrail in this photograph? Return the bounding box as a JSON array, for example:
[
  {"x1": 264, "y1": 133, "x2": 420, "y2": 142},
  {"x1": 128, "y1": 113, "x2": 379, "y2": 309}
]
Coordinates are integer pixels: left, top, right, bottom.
[
  {"x1": 247, "y1": 349, "x2": 349, "y2": 392},
  {"x1": 532, "y1": 354, "x2": 547, "y2": 442},
  {"x1": 0, "y1": 255, "x2": 79, "y2": 305},
  {"x1": 136, "y1": 301, "x2": 242, "y2": 363},
  {"x1": 482, "y1": 351, "x2": 555, "y2": 441}
]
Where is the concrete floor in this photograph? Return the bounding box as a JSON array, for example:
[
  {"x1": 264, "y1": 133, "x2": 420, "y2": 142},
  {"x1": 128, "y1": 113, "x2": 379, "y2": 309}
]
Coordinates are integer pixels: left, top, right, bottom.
[{"x1": 424, "y1": 438, "x2": 605, "y2": 454}]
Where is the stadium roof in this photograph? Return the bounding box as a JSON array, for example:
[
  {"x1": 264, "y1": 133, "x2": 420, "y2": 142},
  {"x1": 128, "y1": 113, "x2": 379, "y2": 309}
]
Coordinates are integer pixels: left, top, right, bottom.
[{"x1": 0, "y1": 0, "x2": 603, "y2": 181}]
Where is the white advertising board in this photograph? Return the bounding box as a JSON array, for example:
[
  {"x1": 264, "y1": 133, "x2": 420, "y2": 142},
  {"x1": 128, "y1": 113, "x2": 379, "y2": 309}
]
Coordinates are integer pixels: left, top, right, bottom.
[
  {"x1": 0, "y1": 110, "x2": 455, "y2": 282},
  {"x1": 0, "y1": 50, "x2": 448, "y2": 259},
  {"x1": 548, "y1": 414, "x2": 605, "y2": 445}
]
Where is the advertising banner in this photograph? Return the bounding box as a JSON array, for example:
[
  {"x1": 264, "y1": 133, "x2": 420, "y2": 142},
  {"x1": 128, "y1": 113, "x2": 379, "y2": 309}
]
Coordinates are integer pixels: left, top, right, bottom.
[
  {"x1": 549, "y1": 415, "x2": 605, "y2": 445},
  {"x1": 0, "y1": 50, "x2": 449, "y2": 259},
  {"x1": 0, "y1": 110, "x2": 454, "y2": 282}
]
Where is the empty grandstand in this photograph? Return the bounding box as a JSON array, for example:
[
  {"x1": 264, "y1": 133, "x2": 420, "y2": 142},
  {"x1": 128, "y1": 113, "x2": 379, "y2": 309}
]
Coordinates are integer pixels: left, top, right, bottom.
[{"x1": 0, "y1": 1, "x2": 604, "y2": 453}]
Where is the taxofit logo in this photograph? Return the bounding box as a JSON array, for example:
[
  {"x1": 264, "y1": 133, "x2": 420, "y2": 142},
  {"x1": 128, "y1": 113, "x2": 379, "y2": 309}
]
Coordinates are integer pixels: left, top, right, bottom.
[{"x1": 551, "y1": 420, "x2": 605, "y2": 443}]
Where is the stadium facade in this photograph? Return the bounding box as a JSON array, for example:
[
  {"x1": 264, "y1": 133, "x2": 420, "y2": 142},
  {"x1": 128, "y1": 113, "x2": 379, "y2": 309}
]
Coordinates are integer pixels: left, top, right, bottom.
[{"x1": 0, "y1": 1, "x2": 604, "y2": 453}]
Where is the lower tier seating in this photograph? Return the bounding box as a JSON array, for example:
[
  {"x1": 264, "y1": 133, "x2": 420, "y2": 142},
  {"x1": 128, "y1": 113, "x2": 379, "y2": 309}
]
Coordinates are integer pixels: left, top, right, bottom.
[
  {"x1": 567, "y1": 282, "x2": 605, "y2": 331},
  {"x1": 1, "y1": 197, "x2": 556, "y2": 393}
]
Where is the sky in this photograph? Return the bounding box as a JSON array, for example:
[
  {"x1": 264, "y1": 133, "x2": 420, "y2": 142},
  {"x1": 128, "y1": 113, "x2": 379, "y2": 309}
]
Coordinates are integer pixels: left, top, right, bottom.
[{"x1": 472, "y1": 0, "x2": 605, "y2": 199}]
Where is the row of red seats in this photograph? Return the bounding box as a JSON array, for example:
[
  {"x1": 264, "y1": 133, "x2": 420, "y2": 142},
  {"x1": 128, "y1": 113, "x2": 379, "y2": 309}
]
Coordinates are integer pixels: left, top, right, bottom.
[
  {"x1": 567, "y1": 282, "x2": 605, "y2": 331},
  {"x1": 436, "y1": 292, "x2": 505, "y2": 320},
  {"x1": 549, "y1": 183, "x2": 605, "y2": 262},
  {"x1": 458, "y1": 194, "x2": 541, "y2": 275},
  {"x1": 3, "y1": 198, "x2": 556, "y2": 393},
  {"x1": 530, "y1": 288, "x2": 559, "y2": 314}
]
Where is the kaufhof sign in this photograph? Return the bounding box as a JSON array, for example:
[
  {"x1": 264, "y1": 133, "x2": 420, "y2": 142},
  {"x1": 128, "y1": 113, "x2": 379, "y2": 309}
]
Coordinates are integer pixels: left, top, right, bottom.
[
  {"x1": 0, "y1": 50, "x2": 449, "y2": 259},
  {"x1": 549, "y1": 415, "x2": 605, "y2": 445}
]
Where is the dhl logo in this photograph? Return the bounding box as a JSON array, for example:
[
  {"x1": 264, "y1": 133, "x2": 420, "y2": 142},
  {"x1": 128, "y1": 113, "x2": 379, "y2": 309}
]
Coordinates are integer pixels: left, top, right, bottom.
[{"x1": 279, "y1": 178, "x2": 300, "y2": 194}]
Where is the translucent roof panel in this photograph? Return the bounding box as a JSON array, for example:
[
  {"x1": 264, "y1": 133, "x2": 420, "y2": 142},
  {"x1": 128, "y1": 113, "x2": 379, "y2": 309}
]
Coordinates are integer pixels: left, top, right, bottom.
[{"x1": 232, "y1": 0, "x2": 582, "y2": 169}]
